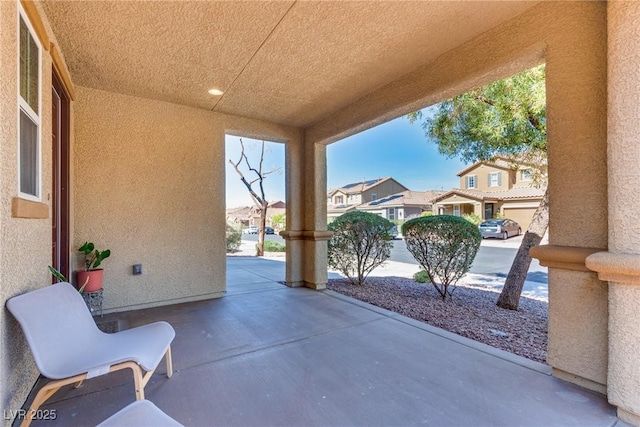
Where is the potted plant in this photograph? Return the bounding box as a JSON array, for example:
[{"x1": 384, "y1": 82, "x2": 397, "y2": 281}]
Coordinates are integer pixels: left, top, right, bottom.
[
  {"x1": 48, "y1": 266, "x2": 90, "y2": 293},
  {"x1": 76, "y1": 242, "x2": 111, "y2": 292}
]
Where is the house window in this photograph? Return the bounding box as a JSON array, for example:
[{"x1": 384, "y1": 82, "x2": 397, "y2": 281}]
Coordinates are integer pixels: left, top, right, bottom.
[
  {"x1": 453, "y1": 204, "x2": 460, "y2": 217},
  {"x1": 522, "y1": 169, "x2": 532, "y2": 181},
  {"x1": 18, "y1": 10, "x2": 41, "y2": 200},
  {"x1": 388, "y1": 208, "x2": 395, "y2": 220},
  {"x1": 466, "y1": 175, "x2": 477, "y2": 189},
  {"x1": 488, "y1": 172, "x2": 501, "y2": 187},
  {"x1": 371, "y1": 193, "x2": 377, "y2": 201},
  {"x1": 335, "y1": 196, "x2": 343, "y2": 205}
]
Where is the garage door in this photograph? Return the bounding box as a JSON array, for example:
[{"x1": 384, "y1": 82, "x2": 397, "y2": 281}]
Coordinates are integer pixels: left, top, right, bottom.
[{"x1": 502, "y1": 208, "x2": 536, "y2": 231}]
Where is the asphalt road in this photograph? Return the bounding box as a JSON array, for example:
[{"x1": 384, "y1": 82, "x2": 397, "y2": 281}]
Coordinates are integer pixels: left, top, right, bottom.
[{"x1": 242, "y1": 233, "x2": 548, "y2": 284}]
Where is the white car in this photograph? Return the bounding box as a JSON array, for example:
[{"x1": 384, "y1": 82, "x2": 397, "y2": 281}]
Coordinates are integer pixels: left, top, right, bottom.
[{"x1": 243, "y1": 225, "x2": 258, "y2": 234}]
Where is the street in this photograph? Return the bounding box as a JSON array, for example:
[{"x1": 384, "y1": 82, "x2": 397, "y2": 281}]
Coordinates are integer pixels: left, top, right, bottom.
[{"x1": 241, "y1": 233, "x2": 548, "y2": 284}]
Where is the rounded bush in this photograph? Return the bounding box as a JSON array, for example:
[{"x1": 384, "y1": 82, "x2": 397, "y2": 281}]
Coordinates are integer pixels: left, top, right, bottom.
[
  {"x1": 261, "y1": 240, "x2": 286, "y2": 252},
  {"x1": 402, "y1": 215, "x2": 481, "y2": 299},
  {"x1": 328, "y1": 211, "x2": 394, "y2": 285},
  {"x1": 226, "y1": 223, "x2": 242, "y2": 252}
]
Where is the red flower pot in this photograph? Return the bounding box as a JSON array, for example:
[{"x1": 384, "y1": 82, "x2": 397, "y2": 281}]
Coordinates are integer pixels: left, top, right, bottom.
[{"x1": 76, "y1": 269, "x2": 104, "y2": 292}]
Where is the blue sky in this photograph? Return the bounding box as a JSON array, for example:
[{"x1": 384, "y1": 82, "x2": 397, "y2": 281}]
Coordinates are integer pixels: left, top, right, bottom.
[{"x1": 225, "y1": 114, "x2": 467, "y2": 208}]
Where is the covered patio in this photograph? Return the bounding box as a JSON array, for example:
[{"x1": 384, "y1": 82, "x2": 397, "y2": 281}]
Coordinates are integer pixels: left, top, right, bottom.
[
  {"x1": 27, "y1": 257, "x2": 618, "y2": 426},
  {"x1": 3, "y1": 0, "x2": 640, "y2": 425}
]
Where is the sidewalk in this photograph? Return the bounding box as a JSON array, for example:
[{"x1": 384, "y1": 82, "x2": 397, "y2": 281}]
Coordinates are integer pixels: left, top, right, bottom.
[{"x1": 238, "y1": 238, "x2": 549, "y2": 301}]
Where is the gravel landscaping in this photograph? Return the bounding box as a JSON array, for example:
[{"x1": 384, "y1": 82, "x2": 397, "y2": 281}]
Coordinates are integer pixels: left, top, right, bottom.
[{"x1": 327, "y1": 277, "x2": 548, "y2": 363}]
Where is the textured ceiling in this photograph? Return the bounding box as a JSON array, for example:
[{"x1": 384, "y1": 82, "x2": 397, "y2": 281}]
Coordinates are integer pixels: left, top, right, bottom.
[{"x1": 41, "y1": 1, "x2": 538, "y2": 128}]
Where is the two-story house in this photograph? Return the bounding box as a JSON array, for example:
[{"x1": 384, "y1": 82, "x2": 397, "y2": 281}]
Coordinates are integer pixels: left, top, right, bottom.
[
  {"x1": 432, "y1": 157, "x2": 546, "y2": 230},
  {"x1": 327, "y1": 177, "x2": 409, "y2": 222},
  {"x1": 356, "y1": 190, "x2": 444, "y2": 222}
]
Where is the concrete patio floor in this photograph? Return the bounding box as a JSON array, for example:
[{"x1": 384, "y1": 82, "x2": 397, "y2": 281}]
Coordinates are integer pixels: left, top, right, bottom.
[{"x1": 26, "y1": 256, "x2": 622, "y2": 426}]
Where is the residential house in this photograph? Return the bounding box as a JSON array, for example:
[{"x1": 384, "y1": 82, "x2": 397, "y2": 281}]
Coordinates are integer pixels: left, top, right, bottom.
[
  {"x1": 433, "y1": 158, "x2": 546, "y2": 230},
  {"x1": 227, "y1": 201, "x2": 286, "y2": 229},
  {"x1": 2, "y1": 1, "x2": 640, "y2": 423},
  {"x1": 327, "y1": 177, "x2": 408, "y2": 222},
  {"x1": 356, "y1": 190, "x2": 444, "y2": 222}
]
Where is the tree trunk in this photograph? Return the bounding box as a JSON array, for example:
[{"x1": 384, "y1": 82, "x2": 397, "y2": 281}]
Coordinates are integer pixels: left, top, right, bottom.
[
  {"x1": 496, "y1": 188, "x2": 549, "y2": 310},
  {"x1": 256, "y1": 203, "x2": 268, "y2": 256}
]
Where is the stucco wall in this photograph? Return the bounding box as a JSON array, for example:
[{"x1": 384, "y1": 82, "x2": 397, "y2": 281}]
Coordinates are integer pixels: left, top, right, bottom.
[
  {"x1": 74, "y1": 86, "x2": 226, "y2": 311},
  {"x1": 0, "y1": 1, "x2": 57, "y2": 420},
  {"x1": 459, "y1": 165, "x2": 510, "y2": 191}
]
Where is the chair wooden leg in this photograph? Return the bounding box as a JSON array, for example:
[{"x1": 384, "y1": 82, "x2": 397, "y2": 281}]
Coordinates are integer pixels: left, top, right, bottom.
[
  {"x1": 19, "y1": 373, "x2": 87, "y2": 427},
  {"x1": 165, "y1": 346, "x2": 173, "y2": 378},
  {"x1": 74, "y1": 380, "x2": 84, "y2": 389},
  {"x1": 131, "y1": 365, "x2": 145, "y2": 400}
]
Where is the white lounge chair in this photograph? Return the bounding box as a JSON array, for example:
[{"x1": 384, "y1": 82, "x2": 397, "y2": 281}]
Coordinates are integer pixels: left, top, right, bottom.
[{"x1": 7, "y1": 282, "x2": 175, "y2": 427}]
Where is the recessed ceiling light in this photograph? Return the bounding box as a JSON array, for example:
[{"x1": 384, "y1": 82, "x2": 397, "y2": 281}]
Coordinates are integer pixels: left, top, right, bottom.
[{"x1": 208, "y1": 88, "x2": 224, "y2": 96}]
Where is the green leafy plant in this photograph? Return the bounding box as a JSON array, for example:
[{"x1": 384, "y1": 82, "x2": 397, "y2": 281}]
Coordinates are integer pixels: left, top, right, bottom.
[
  {"x1": 48, "y1": 266, "x2": 89, "y2": 293},
  {"x1": 260, "y1": 241, "x2": 286, "y2": 252},
  {"x1": 413, "y1": 269, "x2": 430, "y2": 283},
  {"x1": 328, "y1": 211, "x2": 394, "y2": 286},
  {"x1": 79, "y1": 241, "x2": 111, "y2": 271},
  {"x1": 271, "y1": 213, "x2": 286, "y2": 230},
  {"x1": 226, "y1": 223, "x2": 242, "y2": 252},
  {"x1": 462, "y1": 212, "x2": 482, "y2": 226},
  {"x1": 402, "y1": 215, "x2": 481, "y2": 300}
]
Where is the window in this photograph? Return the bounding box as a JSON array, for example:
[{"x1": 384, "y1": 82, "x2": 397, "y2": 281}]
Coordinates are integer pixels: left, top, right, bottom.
[
  {"x1": 488, "y1": 172, "x2": 501, "y2": 187},
  {"x1": 466, "y1": 175, "x2": 477, "y2": 189},
  {"x1": 522, "y1": 169, "x2": 532, "y2": 181},
  {"x1": 371, "y1": 193, "x2": 377, "y2": 201},
  {"x1": 18, "y1": 10, "x2": 41, "y2": 200},
  {"x1": 335, "y1": 195, "x2": 344, "y2": 205},
  {"x1": 453, "y1": 204, "x2": 460, "y2": 217},
  {"x1": 388, "y1": 207, "x2": 395, "y2": 220}
]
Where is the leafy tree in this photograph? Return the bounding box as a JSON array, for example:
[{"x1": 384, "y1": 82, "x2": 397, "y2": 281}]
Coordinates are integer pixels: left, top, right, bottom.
[
  {"x1": 402, "y1": 215, "x2": 481, "y2": 300},
  {"x1": 327, "y1": 211, "x2": 394, "y2": 286},
  {"x1": 409, "y1": 65, "x2": 547, "y2": 310},
  {"x1": 271, "y1": 213, "x2": 286, "y2": 230},
  {"x1": 229, "y1": 139, "x2": 280, "y2": 256}
]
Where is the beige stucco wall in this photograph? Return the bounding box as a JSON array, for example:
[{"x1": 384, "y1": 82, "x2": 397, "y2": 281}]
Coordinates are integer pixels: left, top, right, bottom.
[
  {"x1": 0, "y1": 1, "x2": 63, "y2": 420},
  {"x1": 604, "y1": 1, "x2": 640, "y2": 423},
  {"x1": 361, "y1": 179, "x2": 406, "y2": 203},
  {"x1": 74, "y1": 86, "x2": 226, "y2": 311},
  {"x1": 459, "y1": 165, "x2": 511, "y2": 191}
]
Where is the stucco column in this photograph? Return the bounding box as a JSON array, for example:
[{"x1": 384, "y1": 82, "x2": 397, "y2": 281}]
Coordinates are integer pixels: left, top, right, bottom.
[
  {"x1": 281, "y1": 138, "x2": 305, "y2": 287},
  {"x1": 531, "y1": 1, "x2": 609, "y2": 396},
  {"x1": 584, "y1": 2, "x2": 640, "y2": 424},
  {"x1": 281, "y1": 137, "x2": 331, "y2": 289}
]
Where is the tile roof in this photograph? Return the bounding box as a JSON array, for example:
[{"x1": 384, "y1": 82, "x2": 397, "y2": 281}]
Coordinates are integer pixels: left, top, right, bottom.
[
  {"x1": 358, "y1": 190, "x2": 445, "y2": 208},
  {"x1": 435, "y1": 186, "x2": 546, "y2": 202}
]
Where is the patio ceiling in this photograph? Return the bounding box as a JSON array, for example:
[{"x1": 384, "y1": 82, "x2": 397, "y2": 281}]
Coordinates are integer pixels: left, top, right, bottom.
[{"x1": 41, "y1": 1, "x2": 538, "y2": 128}]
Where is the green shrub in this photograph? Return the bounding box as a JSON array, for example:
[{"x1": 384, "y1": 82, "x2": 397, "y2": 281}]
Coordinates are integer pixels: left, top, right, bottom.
[
  {"x1": 328, "y1": 211, "x2": 394, "y2": 285},
  {"x1": 402, "y1": 215, "x2": 481, "y2": 300},
  {"x1": 260, "y1": 240, "x2": 286, "y2": 252},
  {"x1": 226, "y1": 223, "x2": 242, "y2": 252},
  {"x1": 420, "y1": 211, "x2": 433, "y2": 217},
  {"x1": 462, "y1": 212, "x2": 482, "y2": 226},
  {"x1": 413, "y1": 270, "x2": 430, "y2": 283}
]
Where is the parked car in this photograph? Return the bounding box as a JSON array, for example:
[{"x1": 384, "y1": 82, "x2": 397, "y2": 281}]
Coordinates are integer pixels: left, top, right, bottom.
[
  {"x1": 389, "y1": 224, "x2": 399, "y2": 239},
  {"x1": 243, "y1": 225, "x2": 258, "y2": 234},
  {"x1": 479, "y1": 219, "x2": 522, "y2": 240},
  {"x1": 264, "y1": 226, "x2": 275, "y2": 235}
]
